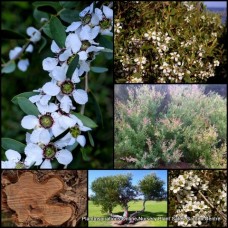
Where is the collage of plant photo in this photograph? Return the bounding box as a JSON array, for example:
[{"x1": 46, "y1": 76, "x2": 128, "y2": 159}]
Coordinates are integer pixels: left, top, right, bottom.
[{"x1": 1, "y1": 1, "x2": 227, "y2": 227}]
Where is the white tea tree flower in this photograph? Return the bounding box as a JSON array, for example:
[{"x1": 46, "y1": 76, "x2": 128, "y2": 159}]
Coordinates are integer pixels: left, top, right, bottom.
[
  {"x1": 26, "y1": 26, "x2": 41, "y2": 43},
  {"x1": 24, "y1": 141, "x2": 73, "y2": 169},
  {"x1": 1, "y1": 149, "x2": 26, "y2": 169},
  {"x1": 56, "y1": 115, "x2": 91, "y2": 147}
]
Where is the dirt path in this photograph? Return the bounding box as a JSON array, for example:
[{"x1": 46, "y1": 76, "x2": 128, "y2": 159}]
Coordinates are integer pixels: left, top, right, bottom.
[{"x1": 110, "y1": 221, "x2": 149, "y2": 227}]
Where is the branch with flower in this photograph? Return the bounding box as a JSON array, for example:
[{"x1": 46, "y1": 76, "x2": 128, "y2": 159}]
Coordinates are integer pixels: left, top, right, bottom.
[
  {"x1": 1, "y1": 1, "x2": 113, "y2": 169},
  {"x1": 169, "y1": 170, "x2": 227, "y2": 227}
]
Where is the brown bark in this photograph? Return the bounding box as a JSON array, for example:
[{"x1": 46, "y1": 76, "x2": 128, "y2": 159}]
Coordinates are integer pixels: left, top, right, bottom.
[{"x1": 1, "y1": 170, "x2": 87, "y2": 227}]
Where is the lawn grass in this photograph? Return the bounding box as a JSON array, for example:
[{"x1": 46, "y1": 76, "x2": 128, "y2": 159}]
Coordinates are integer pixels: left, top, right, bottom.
[{"x1": 88, "y1": 200, "x2": 167, "y2": 227}]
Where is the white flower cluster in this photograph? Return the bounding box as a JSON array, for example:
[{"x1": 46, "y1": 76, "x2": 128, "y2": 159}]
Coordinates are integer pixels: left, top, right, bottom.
[
  {"x1": 2, "y1": 2, "x2": 113, "y2": 169},
  {"x1": 170, "y1": 171, "x2": 227, "y2": 227},
  {"x1": 9, "y1": 27, "x2": 41, "y2": 72}
]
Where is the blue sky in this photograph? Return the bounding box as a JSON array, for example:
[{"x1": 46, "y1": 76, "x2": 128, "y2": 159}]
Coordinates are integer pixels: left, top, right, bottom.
[
  {"x1": 88, "y1": 170, "x2": 167, "y2": 197},
  {"x1": 204, "y1": 1, "x2": 227, "y2": 8}
]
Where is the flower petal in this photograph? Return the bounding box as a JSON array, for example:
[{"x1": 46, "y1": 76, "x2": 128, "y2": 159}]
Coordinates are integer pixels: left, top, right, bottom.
[
  {"x1": 9, "y1": 47, "x2": 22, "y2": 60},
  {"x1": 55, "y1": 149, "x2": 73, "y2": 165},
  {"x1": 51, "y1": 40, "x2": 60, "y2": 53},
  {"x1": 73, "y1": 89, "x2": 88, "y2": 104},
  {"x1": 66, "y1": 21, "x2": 81, "y2": 32},
  {"x1": 103, "y1": 6, "x2": 113, "y2": 19},
  {"x1": 59, "y1": 49, "x2": 72, "y2": 61},
  {"x1": 42, "y1": 82, "x2": 60, "y2": 96},
  {"x1": 21, "y1": 115, "x2": 39, "y2": 129},
  {"x1": 51, "y1": 66, "x2": 67, "y2": 81},
  {"x1": 25, "y1": 44, "x2": 34, "y2": 53},
  {"x1": 60, "y1": 95, "x2": 73, "y2": 113},
  {"x1": 72, "y1": 68, "x2": 80, "y2": 83},
  {"x1": 65, "y1": 33, "x2": 82, "y2": 53},
  {"x1": 26, "y1": 27, "x2": 41, "y2": 43},
  {"x1": 18, "y1": 59, "x2": 29, "y2": 72},
  {"x1": 42, "y1": 57, "x2": 58, "y2": 71},
  {"x1": 77, "y1": 135, "x2": 86, "y2": 147},
  {"x1": 29, "y1": 95, "x2": 41, "y2": 103},
  {"x1": 40, "y1": 95, "x2": 52, "y2": 105},
  {"x1": 30, "y1": 128, "x2": 51, "y2": 145},
  {"x1": 40, "y1": 159, "x2": 52, "y2": 169},
  {"x1": 78, "y1": 51, "x2": 88, "y2": 61},
  {"x1": 5, "y1": 149, "x2": 21, "y2": 162},
  {"x1": 1, "y1": 161, "x2": 17, "y2": 169}
]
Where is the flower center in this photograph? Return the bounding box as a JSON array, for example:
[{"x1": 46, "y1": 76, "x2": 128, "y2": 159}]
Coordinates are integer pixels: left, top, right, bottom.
[
  {"x1": 61, "y1": 80, "x2": 74, "y2": 95},
  {"x1": 100, "y1": 18, "x2": 111, "y2": 29},
  {"x1": 81, "y1": 41, "x2": 91, "y2": 51},
  {"x1": 81, "y1": 14, "x2": 92, "y2": 25},
  {"x1": 43, "y1": 144, "x2": 56, "y2": 159},
  {"x1": 70, "y1": 125, "x2": 81, "y2": 138},
  {"x1": 15, "y1": 162, "x2": 25, "y2": 169},
  {"x1": 39, "y1": 114, "x2": 54, "y2": 129}
]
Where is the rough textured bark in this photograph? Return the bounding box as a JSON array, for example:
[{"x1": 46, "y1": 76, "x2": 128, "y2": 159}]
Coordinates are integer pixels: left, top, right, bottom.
[{"x1": 1, "y1": 170, "x2": 87, "y2": 227}]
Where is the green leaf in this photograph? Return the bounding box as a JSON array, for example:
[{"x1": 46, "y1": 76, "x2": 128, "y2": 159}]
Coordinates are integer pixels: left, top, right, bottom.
[
  {"x1": 60, "y1": 9, "x2": 80, "y2": 23},
  {"x1": 1, "y1": 138, "x2": 26, "y2": 153},
  {"x1": 51, "y1": 159, "x2": 60, "y2": 168},
  {"x1": 33, "y1": 8, "x2": 49, "y2": 22},
  {"x1": 66, "y1": 54, "x2": 79, "y2": 78},
  {"x1": 1, "y1": 29, "x2": 26, "y2": 40},
  {"x1": 59, "y1": 1, "x2": 80, "y2": 8},
  {"x1": 91, "y1": 67, "x2": 108, "y2": 73},
  {"x1": 17, "y1": 97, "x2": 40, "y2": 116},
  {"x1": 98, "y1": 34, "x2": 113, "y2": 49},
  {"x1": 1, "y1": 61, "x2": 16, "y2": 74},
  {"x1": 72, "y1": 113, "x2": 98, "y2": 128},
  {"x1": 50, "y1": 16, "x2": 66, "y2": 48},
  {"x1": 89, "y1": 91, "x2": 103, "y2": 128},
  {"x1": 11, "y1": 91, "x2": 39, "y2": 105},
  {"x1": 88, "y1": 132, "x2": 94, "y2": 147},
  {"x1": 101, "y1": 48, "x2": 113, "y2": 53},
  {"x1": 33, "y1": 1, "x2": 61, "y2": 12},
  {"x1": 81, "y1": 147, "x2": 92, "y2": 161},
  {"x1": 39, "y1": 37, "x2": 47, "y2": 53},
  {"x1": 42, "y1": 23, "x2": 53, "y2": 39}
]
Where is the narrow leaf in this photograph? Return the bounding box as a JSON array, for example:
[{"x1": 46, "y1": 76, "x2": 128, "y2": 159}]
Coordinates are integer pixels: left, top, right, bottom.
[
  {"x1": 50, "y1": 16, "x2": 66, "y2": 48},
  {"x1": 81, "y1": 147, "x2": 92, "y2": 161},
  {"x1": 11, "y1": 91, "x2": 39, "y2": 105},
  {"x1": 17, "y1": 97, "x2": 40, "y2": 116},
  {"x1": 59, "y1": 1, "x2": 79, "y2": 8},
  {"x1": 72, "y1": 112, "x2": 98, "y2": 128},
  {"x1": 32, "y1": 1, "x2": 61, "y2": 10},
  {"x1": 88, "y1": 132, "x2": 94, "y2": 147},
  {"x1": 2, "y1": 61, "x2": 16, "y2": 74},
  {"x1": 33, "y1": 8, "x2": 49, "y2": 22},
  {"x1": 1, "y1": 138, "x2": 26, "y2": 153},
  {"x1": 91, "y1": 67, "x2": 108, "y2": 73},
  {"x1": 100, "y1": 48, "x2": 113, "y2": 53},
  {"x1": 66, "y1": 54, "x2": 79, "y2": 78},
  {"x1": 60, "y1": 9, "x2": 80, "y2": 23},
  {"x1": 42, "y1": 23, "x2": 53, "y2": 39}
]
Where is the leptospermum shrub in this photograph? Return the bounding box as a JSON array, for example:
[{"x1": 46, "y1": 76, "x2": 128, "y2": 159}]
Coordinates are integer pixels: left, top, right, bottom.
[
  {"x1": 1, "y1": 1, "x2": 113, "y2": 169},
  {"x1": 114, "y1": 1, "x2": 225, "y2": 83},
  {"x1": 169, "y1": 170, "x2": 227, "y2": 227},
  {"x1": 114, "y1": 85, "x2": 227, "y2": 169}
]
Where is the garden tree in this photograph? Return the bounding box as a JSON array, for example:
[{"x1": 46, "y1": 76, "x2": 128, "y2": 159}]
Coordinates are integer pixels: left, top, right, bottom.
[
  {"x1": 139, "y1": 174, "x2": 166, "y2": 201},
  {"x1": 91, "y1": 174, "x2": 137, "y2": 214}
]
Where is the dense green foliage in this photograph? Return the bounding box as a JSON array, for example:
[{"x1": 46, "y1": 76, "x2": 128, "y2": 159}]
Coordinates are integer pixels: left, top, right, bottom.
[
  {"x1": 115, "y1": 1, "x2": 226, "y2": 83},
  {"x1": 115, "y1": 85, "x2": 227, "y2": 168}
]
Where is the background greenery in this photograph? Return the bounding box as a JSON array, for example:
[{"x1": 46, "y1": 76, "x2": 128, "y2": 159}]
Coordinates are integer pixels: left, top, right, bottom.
[{"x1": 1, "y1": 1, "x2": 113, "y2": 168}]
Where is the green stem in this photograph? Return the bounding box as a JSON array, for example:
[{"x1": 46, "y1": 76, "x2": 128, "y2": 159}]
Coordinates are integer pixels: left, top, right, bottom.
[{"x1": 80, "y1": 71, "x2": 89, "y2": 115}]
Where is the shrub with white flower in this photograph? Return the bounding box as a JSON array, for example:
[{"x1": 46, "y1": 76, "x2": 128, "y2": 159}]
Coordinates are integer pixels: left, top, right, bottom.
[
  {"x1": 1, "y1": 1, "x2": 113, "y2": 169},
  {"x1": 115, "y1": 1, "x2": 226, "y2": 83},
  {"x1": 169, "y1": 170, "x2": 227, "y2": 227}
]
